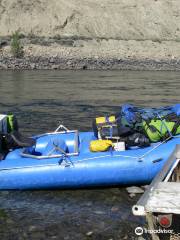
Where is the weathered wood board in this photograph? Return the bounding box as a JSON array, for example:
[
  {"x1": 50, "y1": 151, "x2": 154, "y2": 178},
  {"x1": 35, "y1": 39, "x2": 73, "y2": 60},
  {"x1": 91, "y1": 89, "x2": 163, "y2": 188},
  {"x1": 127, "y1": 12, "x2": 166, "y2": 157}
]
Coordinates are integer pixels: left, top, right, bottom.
[{"x1": 146, "y1": 182, "x2": 180, "y2": 214}]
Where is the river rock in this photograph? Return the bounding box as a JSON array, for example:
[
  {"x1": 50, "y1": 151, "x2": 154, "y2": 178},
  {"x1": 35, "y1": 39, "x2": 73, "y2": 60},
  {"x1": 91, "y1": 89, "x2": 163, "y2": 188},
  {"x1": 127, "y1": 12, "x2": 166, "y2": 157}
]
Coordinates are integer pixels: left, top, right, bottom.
[
  {"x1": 30, "y1": 63, "x2": 36, "y2": 69},
  {"x1": 137, "y1": 237, "x2": 146, "y2": 240},
  {"x1": 129, "y1": 193, "x2": 136, "y2": 198},
  {"x1": 126, "y1": 186, "x2": 144, "y2": 194},
  {"x1": 86, "y1": 231, "x2": 93, "y2": 236},
  {"x1": 111, "y1": 206, "x2": 119, "y2": 212},
  {"x1": 141, "y1": 185, "x2": 149, "y2": 190},
  {"x1": 93, "y1": 210, "x2": 105, "y2": 215},
  {"x1": 0, "y1": 40, "x2": 8, "y2": 48},
  {"x1": 28, "y1": 225, "x2": 37, "y2": 232}
]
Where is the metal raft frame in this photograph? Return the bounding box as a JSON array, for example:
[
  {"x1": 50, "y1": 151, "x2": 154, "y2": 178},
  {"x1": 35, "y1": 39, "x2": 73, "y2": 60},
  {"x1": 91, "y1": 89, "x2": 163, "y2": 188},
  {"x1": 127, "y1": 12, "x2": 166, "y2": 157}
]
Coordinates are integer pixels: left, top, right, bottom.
[
  {"x1": 21, "y1": 124, "x2": 79, "y2": 159},
  {"x1": 20, "y1": 123, "x2": 180, "y2": 161}
]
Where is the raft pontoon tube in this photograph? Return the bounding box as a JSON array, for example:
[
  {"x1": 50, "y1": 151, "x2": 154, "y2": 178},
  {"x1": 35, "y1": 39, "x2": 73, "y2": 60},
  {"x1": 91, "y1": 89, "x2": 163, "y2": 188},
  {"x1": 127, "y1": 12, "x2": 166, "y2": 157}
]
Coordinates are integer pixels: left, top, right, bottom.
[{"x1": 0, "y1": 124, "x2": 180, "y2": 190}]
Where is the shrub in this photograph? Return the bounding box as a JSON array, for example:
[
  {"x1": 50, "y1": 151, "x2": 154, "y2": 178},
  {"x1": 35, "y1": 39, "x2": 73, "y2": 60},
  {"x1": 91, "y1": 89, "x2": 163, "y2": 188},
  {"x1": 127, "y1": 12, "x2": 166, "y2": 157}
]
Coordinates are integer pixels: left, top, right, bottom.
[{"x1": 11, "y1": 31, "x2": 24, "y2": 58}]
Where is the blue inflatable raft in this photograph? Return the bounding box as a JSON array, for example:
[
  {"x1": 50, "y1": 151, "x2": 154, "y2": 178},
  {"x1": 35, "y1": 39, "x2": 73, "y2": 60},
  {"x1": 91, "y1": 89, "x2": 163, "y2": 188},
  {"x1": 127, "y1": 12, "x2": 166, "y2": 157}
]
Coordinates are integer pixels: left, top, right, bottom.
[{"x1": 0, "y1": 125, "x2": 180, "y2": 190}]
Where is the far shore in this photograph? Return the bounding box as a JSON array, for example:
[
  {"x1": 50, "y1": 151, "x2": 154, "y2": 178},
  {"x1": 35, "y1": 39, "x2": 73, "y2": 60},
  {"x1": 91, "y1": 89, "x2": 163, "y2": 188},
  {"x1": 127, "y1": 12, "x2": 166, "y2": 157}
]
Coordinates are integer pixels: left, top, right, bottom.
[
  {"x1": 1, "y1": 38, "x2": 180, "y2": 70},
  {"x1": 1, "y1": 56, "x2": 180, "y2": 71}
]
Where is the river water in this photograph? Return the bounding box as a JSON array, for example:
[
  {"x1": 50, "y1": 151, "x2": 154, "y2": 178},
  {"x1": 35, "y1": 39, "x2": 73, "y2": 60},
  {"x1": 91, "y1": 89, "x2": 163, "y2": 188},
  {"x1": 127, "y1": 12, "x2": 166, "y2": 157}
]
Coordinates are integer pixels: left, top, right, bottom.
[{"x1": 0, "y1": 70, "x2": 179, "y2": 240}]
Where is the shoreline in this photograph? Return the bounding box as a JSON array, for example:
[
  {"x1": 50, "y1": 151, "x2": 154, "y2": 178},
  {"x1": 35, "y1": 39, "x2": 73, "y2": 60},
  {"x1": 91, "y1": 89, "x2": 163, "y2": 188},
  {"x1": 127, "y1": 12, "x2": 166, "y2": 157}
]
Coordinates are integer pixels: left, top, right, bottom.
[
  {"x1": 1, "y1": 39, "x2": 180, "y2": 70},
  {"x1": 1, "y1": 56, "x2": 180, "y2": 70}
]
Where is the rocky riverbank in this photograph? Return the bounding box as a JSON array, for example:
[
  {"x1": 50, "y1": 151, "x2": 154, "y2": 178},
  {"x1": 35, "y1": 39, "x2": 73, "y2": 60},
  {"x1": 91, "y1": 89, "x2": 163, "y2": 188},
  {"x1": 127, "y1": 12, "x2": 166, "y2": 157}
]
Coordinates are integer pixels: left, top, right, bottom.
[
  {"x1": 1, "y1": 0, "x2": 180, "y2": 41},
  {"x1": 1, "y1": 38, "x2": 180, "y2": 70},
  {"x1": 1, "y1": 0, "x2": 180, "y2": 70},
  {"x1": 0, "y1": 189, "x2": 148, "y2": 240},
  {"x1": 1, "y1": 56, "x2": 180, "y2": 70}
]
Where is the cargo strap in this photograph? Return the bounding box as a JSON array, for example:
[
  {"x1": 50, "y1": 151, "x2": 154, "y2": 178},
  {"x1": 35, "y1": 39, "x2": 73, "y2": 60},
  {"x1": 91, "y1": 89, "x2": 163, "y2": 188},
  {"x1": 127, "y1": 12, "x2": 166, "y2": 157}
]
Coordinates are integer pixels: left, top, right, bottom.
[{"x1": 171, "y1": 117, "x2": 180, "y2": 136}]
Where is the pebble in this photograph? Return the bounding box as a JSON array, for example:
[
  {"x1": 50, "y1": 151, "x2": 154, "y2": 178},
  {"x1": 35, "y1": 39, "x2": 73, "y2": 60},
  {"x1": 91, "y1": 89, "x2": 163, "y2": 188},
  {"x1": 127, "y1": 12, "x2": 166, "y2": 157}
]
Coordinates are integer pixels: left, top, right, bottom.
[
  {"x1": 141, "y1": 185, "x2": 149, "y2": 190},
  {"x1": 86, "y1": 231, "x2": 93, "y2": 236},
  {"x1": 93, "y1": 210, "x2": 105, "y2": 215},
  {"x1": 0, "y1": 191, "x2": 9, "y2": 195},
  {"x1": 0, "y1": 40, "x2": 8, "y2": 47},
  {"x1": 137, "y1": 237, "x2": 146, "y2": 240},
  {"x1": 111, "y1": 206, "x2": 119, "y2": 212},
  {"x1": 85, "y1": 201, "x2": 92, "y2": 207},
  {"x1": 126, "y1": 186, "x2": 144, "y2": 194},
  {"x1": 51, "y1": 64, "x2": 59, "y2": 69},
  {"x1": 6, "y1": 218, "x2": 14, "y2": 224},
  {"x1": 123, "y1": 235, "x2": 128, "y2": 239},
  {"x1": 64, "y1": 236, "x2": 70, "y2": 240},
  {"x1": 49, "y1": 58, "x2": 55, "y2": 63},
  {"x1": 129, "y1": 193, "x2": 136, "y2": 198},
  {"x1": 28, "y1": 225, "x2": 37, "y2": 232},
  {"x1": 111, "y1": 196, "x2": 117, "y2": 201},
  {"x1": 30, "y1": 63, "x2": 36, "y2": 69}
]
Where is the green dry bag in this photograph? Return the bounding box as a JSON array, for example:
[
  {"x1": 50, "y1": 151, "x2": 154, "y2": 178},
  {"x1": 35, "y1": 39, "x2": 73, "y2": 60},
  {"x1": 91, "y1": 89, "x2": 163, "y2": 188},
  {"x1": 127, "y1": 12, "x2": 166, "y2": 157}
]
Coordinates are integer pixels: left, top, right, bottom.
[{"x1": 143, "y1": 119, "x2": 180, "y2": 142}]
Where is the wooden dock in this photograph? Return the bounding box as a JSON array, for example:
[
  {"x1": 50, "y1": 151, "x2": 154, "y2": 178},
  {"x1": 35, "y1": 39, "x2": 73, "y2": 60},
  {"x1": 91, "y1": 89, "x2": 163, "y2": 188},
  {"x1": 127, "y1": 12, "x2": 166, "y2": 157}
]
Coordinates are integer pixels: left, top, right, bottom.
[
  {"x1": 132, "y1": 144, "x2": 180, "y2": 240},
  {"x1": 145, "y1": 182, "x2": 180, "y2": 214}
]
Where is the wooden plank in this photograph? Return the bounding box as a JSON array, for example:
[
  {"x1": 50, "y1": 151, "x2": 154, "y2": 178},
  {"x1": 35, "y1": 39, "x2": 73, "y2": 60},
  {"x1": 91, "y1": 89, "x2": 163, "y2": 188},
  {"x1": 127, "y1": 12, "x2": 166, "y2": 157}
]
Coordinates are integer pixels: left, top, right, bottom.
[
  {"x1": 146, "y1": 182, "x2": 180, "y2": 214},
  {"x1": 133, "y1": 146, "x2": 179, "y2": 216},
  {"x1": 154, "y1": 182, "x2": 180, "y2": 192}
]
